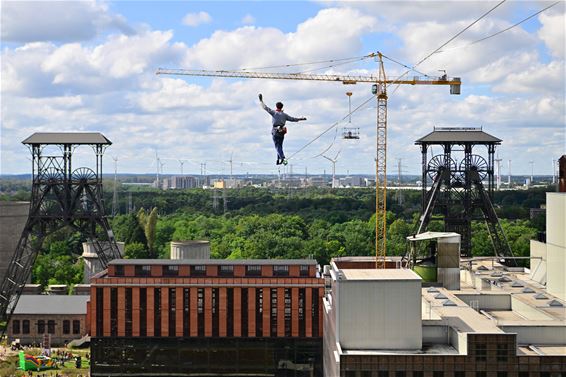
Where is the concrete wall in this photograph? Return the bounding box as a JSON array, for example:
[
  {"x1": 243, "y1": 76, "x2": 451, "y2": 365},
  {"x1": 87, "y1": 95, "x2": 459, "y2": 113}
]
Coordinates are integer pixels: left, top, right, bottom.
[
  {"x1": 455, "y1": 293, "x2": 511, "y2": 311},
  {"x1": 510, "y1": 297, "x2": 554, "y2": 321},
  {"x1": 322, "y1": 293, "x2": 339, "y2": 377},
  {"x1": 338, "y1": 274, "x2": 422, "y2": 350},
  {"x1": 438, "y1": 268, "x2": 460, "y2": 290},
  {"x1": 170, "y1": 240, "x2": 211, "y2": 260},
  {"x1": 529, "y1": 240, "x2": 547, "y2": 285},
  {"x1": 448, "y1": 327, "x2": 468, "y2": 355},
  {"x1": 8, "y1": 313, "x2": 87, "y2": 346},
  {"x1": 82, "y1": 242, "x2": 125, "y2": 283},
  {"x1": 546, "y1": 193, "x2": 566, "y2": 300},
  {"x1": 0, "y1": 201, "x2": 29, "y2": 284},
  {"x1": 500, "y1": 325, "x2": 566, "y2": 345},
  {"x1": 422, "y1": 325, "x2": 449, "y2": 344}
]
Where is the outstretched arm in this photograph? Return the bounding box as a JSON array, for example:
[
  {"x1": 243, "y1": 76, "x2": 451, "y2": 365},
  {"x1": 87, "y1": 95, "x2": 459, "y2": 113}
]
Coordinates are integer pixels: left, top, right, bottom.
[
  {"x1": 258, "y1": 93, "x2": 274, "y2": 115},
  {"x1": 285, "y1": 114, "x2": 307, "y2": 122}
]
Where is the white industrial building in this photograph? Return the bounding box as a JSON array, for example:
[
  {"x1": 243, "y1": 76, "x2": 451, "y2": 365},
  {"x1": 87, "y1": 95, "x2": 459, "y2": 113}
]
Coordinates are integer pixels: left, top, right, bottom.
[
  {"x1": 323, "y1": 190, "x2": 566, "y2": 376},
  {"x1": 529, "y1": 192, "x2": 566, "y2": 301}
]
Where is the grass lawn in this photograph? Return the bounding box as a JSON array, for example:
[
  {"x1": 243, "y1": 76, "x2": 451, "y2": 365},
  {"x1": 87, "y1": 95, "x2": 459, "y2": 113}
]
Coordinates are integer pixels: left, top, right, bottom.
[{"x1": 0, "y1": 347, "x2": 90, "y2": 377}]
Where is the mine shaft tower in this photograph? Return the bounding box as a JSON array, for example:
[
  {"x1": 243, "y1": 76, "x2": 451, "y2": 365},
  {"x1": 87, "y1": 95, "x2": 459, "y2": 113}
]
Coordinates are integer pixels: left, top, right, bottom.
[
  {"x1": 414, "y1": 127, "x2": 516, "y2": 265},
  {"x1": 0, "y1": 133, "x2": 122, "y2": 328}
]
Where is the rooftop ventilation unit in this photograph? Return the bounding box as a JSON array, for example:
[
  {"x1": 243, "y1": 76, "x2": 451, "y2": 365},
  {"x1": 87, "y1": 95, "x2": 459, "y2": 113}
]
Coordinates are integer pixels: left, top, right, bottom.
[
  {"x1": 534, "y1": 293, "x2": 548, "y2": 300},
  {"x1": 548, "y1": 300, "x2": 564, "y2": 307},
  {"x1": 434, "y1": 293, "x2": 448, "y2": 300},
  {"x1": 511, "y1": 281, "x2": 524, "y2": 287},
  {"x1": 522, "y1": 287, "x2": 535, "y2": 293},
  {"x1": 427, "y1": 287, "x2": 439, "y2": 293},
  {"x1": 443, "y1": 299, "x2": 457, "y2": 306}
]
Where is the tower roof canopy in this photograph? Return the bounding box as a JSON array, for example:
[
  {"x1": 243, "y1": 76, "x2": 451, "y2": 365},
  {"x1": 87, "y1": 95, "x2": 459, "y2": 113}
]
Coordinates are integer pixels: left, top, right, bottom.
[
  {"x1": 415, "y1": 128, "x2": 501, "y2": 144},
  {"x1": 22, "y1": 132, "x2": 112, "y2": 145}
]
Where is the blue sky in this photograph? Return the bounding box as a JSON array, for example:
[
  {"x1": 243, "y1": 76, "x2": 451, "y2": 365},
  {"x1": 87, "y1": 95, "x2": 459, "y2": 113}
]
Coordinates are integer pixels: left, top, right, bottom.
[{"x1": 1, "y1": 1, "x2": 564, "y2": 176}]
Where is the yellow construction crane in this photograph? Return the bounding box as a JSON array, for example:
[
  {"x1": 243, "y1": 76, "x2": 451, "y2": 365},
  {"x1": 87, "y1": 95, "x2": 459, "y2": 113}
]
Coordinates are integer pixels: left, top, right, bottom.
[{"x1": 156, "y1": 52, "x2": 461, "y2": 268}]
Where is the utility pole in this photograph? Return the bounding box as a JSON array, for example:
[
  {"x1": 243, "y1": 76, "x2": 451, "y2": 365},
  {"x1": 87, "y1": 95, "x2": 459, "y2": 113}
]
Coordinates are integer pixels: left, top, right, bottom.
[
  {"x1": 159, "y1": 160, "x2": 166, "y2": 189},
  {"x1": 508, "y1": 160, "x2": 512, "y2": 187},
  {"x1": 529, "y1": 160, "x2": 534, "y2": 186},
  {"x1": 396, "y1": 158, "x2": 404, "y2": 205},
  {"x1": 155, "y1": 151, "x2": 160, "y2": 189},
  {"x1": 228, "y1": 152, "x2": 233, "y2": 181},
  {"x1": 112, "y1": 156, "x2": 118, "y2": 216},
  {"x1": 201, "y1": 162, "x2": 207, "y2": 187}
]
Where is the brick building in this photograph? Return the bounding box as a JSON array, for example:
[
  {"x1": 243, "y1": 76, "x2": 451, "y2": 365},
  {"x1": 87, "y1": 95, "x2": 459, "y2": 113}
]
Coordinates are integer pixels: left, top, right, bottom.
[
  {"x1": 88, "y1": 259, "x2": 324, "y2": 376},
  {"x1": 8, "y1": 295, "x2": 89, "y2": 346}
]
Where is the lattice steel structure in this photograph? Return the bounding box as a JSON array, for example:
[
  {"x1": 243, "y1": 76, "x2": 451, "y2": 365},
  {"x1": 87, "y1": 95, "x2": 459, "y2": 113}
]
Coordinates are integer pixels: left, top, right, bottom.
[
  {"x1": 414, "y1": 127, "x2": 516, "y2": 265},
  {"x1": 0, "y1": 133, "x2": 121, "y2": 329}
]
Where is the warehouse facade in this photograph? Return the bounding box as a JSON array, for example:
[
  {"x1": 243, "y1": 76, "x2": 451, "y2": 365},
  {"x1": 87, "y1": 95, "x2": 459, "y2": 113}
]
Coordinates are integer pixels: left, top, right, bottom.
[{"x1": 88, "y1": 259, "x2": 324, "y2": 376}]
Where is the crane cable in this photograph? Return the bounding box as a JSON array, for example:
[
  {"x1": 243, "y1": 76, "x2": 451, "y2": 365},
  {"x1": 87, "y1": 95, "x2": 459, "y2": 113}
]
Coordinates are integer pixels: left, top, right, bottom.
[
  {"x1": 287, "y1": 94, "x2": 376, "y2": 161},
  {"x1": 413, "y1": 0, "x2": 508, "y2": 70},
  {"x1": 437, "y1": 1, "x2": 560, "y2": 53},
  {"x1": 239, "y1": 54, "x2": 375, "y2": 71},
  {"x1": 388, "y1": 0, "x2": 508, "y2": 96}
]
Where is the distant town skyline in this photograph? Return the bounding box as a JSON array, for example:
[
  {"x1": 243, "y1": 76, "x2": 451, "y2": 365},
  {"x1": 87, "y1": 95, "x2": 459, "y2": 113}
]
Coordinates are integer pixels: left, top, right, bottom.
[{"x1": 1, "y1": 1, "x2": 564, "y2": 176}]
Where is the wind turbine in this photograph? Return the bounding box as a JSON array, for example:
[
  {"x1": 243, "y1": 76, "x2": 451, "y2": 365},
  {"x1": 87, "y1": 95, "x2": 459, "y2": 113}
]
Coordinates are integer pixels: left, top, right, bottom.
[{"x1": 322, "y1": 150, "x2": 341, "y2": 188}]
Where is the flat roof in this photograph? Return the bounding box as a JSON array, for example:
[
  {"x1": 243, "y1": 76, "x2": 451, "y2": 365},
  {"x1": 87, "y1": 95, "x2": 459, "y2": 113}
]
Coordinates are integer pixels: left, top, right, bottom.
[
  {"x1": 22, "y1": 132, "x2": 112, "y2": 145},
  {"x1": 415, "y1": 129, "x2": 501, "y2": 144},
  {"x1": 13, "y1": 295, "x2": 89, "y2": 315},
  {"x1": 519, "y1": 345, "x2": 566, "y2": 356},
  {"x1": 422, "y1": 288, "x2": 505, "y2": 333},
  {"x1": 341, "y1": 268, "x2": 421, "y2": 281},
  {"x1": 341, "y1": 343, "x2": 458, "y2": 355},
  {"x1": 407, "y1": 232, "x2": 461, "y2": 241},
  {"x1": 109, "y1": 258, "x2": 317, "y2": 266}
]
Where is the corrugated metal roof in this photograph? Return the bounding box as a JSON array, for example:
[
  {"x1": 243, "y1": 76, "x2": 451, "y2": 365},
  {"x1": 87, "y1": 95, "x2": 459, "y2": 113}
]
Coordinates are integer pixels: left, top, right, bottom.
[
  {"x1": 13, "y1": 295, "x2": 89, "y2": 315},
  {"x1": 415, "y1": 129, "x2": 501, "y2": 144},
  {"x1": 109, "y1": 258, "x2": 317, "y2": 266},
  {"x1": 22, "y1": 132, "x2": 112, "y2": 145}
]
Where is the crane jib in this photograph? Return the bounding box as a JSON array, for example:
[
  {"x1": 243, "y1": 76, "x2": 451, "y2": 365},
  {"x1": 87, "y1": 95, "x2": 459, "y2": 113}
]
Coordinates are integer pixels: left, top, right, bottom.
[{"x1": 155, "y1": 68, "x2": 461, "y2": 89}]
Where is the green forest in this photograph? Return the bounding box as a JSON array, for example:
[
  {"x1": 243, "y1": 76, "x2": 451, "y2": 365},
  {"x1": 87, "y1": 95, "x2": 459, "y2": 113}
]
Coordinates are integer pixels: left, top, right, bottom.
[{"x1": 1, "y1": 185, "x2": 549, "y2": 289}]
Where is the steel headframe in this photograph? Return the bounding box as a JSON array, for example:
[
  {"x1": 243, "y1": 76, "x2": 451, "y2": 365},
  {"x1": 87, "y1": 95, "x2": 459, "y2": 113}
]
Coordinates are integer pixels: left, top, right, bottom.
[{"x1": 0, "y1": 136, "x2": 122, "y2": 334}]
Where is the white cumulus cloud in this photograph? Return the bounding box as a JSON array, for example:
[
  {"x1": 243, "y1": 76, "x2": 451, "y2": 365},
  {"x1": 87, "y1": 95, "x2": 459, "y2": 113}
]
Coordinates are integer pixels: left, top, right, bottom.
[
  {"x1": 1, "y1": 0, "x2": 133, "y2": 43},
  {"x1": 182, "y1": 11, "x2": 212, "y2": 27},
  {"x1": 538, "y1": 10, "x2": 565, "y2": 59}
]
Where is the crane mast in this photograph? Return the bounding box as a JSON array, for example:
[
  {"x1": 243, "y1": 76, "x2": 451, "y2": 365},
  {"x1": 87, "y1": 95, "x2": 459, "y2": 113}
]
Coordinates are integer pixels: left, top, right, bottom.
[
  {"x1": 375, "y1": 53, "x2": 388, "y2": 268},
  {"x1": 156, "y1": 53, "x2": 461, "y2": 268}
]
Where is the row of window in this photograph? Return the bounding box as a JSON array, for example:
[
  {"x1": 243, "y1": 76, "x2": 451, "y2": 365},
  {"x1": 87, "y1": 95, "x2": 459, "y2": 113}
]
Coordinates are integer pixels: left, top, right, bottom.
[
  {"x1": 12, "y1": 319, "x2": 80, "y2": 335},
  {"x1": 473, "y1": 343, "x2": 510, "y2": 363},
  {"x1": 96, "y1": 287, "x2": 320, "y2": 338},
  {"x1": 347, "y1": 373, "x2": 539, "y2": 377},
  {"x1": 114, "y1": 264, "x2": 310, "y2": 277}
]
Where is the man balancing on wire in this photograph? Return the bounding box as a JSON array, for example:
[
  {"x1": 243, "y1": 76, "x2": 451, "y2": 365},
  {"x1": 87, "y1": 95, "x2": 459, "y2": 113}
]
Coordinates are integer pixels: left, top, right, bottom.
[{"x1": 259, "y1": 93, "x2": 307, "y2": 165}]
